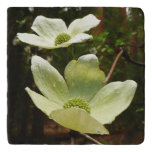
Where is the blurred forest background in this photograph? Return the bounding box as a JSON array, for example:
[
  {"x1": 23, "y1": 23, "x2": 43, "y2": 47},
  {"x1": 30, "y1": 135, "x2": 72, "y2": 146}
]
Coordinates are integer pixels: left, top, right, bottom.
[{"x1": 7, "y1": 7, "x2": 144, "y2": 144}]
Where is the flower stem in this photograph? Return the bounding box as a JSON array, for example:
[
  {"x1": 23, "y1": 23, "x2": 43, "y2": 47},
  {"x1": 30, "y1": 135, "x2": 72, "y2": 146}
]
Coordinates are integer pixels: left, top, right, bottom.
[
  {"x1": 105, "y1": 48, "x2": 124, "y2": 83},
  {"x1": 70, "y1": 136, "x2": 75, "y2": 144},
  {"x1": 79, "y1": 132, "x2": 102, "y2": 145}
]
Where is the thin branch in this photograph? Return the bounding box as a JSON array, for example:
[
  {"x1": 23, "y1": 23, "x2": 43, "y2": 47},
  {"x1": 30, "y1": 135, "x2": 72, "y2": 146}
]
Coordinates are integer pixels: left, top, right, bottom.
[
  {"x1": 123, "y1": 51, "x2": 145, "y2": 66},
  {"x1": 105, "y1": 48, "x2": 124, "y2": 83},
  {"x1": 79, "y1": 132, "x2": 102, "y2": 145}
]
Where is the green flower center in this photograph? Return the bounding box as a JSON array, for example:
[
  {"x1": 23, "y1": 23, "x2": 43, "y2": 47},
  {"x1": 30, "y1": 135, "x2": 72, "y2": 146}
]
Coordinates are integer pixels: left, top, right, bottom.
[
  {"x1": 55, "y1": 33, "x2": 71, "y2": 46},
  {"x1": 63, "y1": 97, "x2": 90, "y2": 113}
]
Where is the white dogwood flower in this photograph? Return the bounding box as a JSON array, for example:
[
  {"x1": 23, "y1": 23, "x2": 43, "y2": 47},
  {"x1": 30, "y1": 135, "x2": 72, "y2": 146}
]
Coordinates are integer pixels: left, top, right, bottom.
[
  {"x1": 25, "y1": 54, "x2": 137, "y2": 134},
  {"x1": 17, "y1": 14, "x2": 100, "y2": 49}
]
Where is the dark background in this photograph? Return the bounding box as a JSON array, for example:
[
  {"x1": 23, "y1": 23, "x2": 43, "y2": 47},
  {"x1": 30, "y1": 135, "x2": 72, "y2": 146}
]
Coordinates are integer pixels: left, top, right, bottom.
[{"x1": 7, "y1": 7, "x2": 144, "y2": 144}]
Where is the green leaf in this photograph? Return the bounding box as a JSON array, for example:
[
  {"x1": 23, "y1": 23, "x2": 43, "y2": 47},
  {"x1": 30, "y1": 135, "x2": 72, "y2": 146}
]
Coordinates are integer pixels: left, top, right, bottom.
[
  {"x1": 101, "y1": 48, "x2": 106, "y2": 52},
  {"x1": 51, "y1": 108, "x2": 109, "y2": 134},
  {"x1": 135, "y1": 107, "x2": 144, "y2": 112}
]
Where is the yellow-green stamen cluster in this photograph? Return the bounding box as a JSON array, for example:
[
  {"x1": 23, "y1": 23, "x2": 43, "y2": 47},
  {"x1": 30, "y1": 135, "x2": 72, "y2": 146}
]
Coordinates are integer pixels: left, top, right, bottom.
[
  {"x1": 64, "y1": 97, "x2": 90, "y2": 113},
  {"x1": 55, "y1": 33, "x2": 71, "y2": 46}
]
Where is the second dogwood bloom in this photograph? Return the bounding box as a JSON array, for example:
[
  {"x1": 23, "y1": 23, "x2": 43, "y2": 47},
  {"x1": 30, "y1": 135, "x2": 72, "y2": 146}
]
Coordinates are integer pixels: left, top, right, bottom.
[{"x1": 17, "y1": 14, "x2": 100, "y2": 49}]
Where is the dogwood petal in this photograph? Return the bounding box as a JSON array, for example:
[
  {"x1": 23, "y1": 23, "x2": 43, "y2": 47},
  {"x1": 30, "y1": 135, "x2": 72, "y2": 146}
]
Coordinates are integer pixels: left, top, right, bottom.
[
  {"x1": 31, "y1": 56, "x2": 69, "y2": 105},
  {"x1": 25, "y1": 87, "x2": 61, "y2": 117},
  {"x1": 54, "y1": 33, "x2": 92, "y2": 48},
  {"x1": 64, "y1": 54, "x2": 105, "y2": 102},
  {"x1": 17, "y1": 33, "x2": 53, "y2": 49},
  {"x1": 68, "y1": 14, "x2": 100, "y2": 36},
  {"x1": 31, "y1": 15, "x2": 68, "y2": 40},
  {"x1": 90, "y1": 80, "x2": 137, "y2": 124},
  {"x1": 65, "y1": 33, "x2": 92, "y2": 45},
  {"x1": 51, "y1": 108, "x2": 109, "y2": 134}
]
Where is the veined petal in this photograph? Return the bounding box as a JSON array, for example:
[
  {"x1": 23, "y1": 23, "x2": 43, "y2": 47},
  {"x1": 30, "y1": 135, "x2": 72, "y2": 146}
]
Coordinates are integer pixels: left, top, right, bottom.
[
  {"x1": 25, "y1": 87, "x2": 61, "y2": 117},
  {"x1": 65, "y1": 33, "x2": 92, "y2": 45},
  {"x1": 17, "y1": 33, "x2": 53, "y2": 49},
  {"x1": 68, "y1": 14, "x2": 100, "y2": 36},
  {"x1": 54, "y1": 33, "x2": 92, "y2": 48},
  {"x1": 31, "y1": 15, "x2": 68, "y2": 40},
  {"x1": 51, "y1": 108, "x2": 109, "y2": 134},
  {"x1": 90, "y1": 80, "x2": 137, "y2": 125},
  {"x1": 31, "y1": 56, "x2": 69, "y2": 105},
  {"x1": 64, "y1": 54, "x2": 105, "y2": 102}
]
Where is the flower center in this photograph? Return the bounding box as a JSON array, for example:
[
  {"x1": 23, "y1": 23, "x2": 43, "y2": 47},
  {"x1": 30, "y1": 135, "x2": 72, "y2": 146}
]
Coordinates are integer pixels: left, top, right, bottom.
[
  {"x1": 55, "y1": 33, "x2": 71, "y2": 46},
  {"x1": 63, "y1": 97, "x2": 90, "y2": 113}
]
